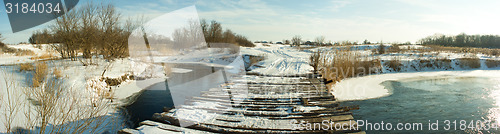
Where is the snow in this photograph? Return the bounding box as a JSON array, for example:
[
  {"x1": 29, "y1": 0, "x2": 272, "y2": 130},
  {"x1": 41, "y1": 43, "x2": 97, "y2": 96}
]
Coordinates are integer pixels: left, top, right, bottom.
[
  {"x1": 7, "y1": 44, "x2": 56, "y2": 56},
  {"x1": 0, "y1": 55, "x2": 33, "y2": 65},
  {"x1": 0, "y1": 66, "x2": 128, "y2": 133},
  {"x1": 2, "y1": 41, "x2": 500, "y2": 133},
  {"x1": 333, "y1": 69, "x2": 500, "y2": 101},
  {"x1": 240, "y1": 44, "x2": 313, "y2": 75},
  {"x1": 399, "y1": 44, "x2": 426, "y2": 49},
  {"x1": 293, "y1": 106, "x2": 324, "y2": 112},
  {"x1": 0, "y1": 44, "x2": 59, "y2": 65},
  {"x1": 137, "y1": 126, "x2": 182, "y2": 134},
  {"x1": 173, "y1": 109, "x2": 217, "y2": 123}
]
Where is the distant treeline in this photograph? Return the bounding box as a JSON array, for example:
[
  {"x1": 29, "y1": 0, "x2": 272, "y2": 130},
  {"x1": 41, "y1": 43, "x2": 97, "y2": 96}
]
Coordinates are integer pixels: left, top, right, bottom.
[
  {"x1": 419, "y1": 33, "x2": 500, "y2": 48},
  {"x1": 200, "y1": 19, "x2": 255, "y2": 47}
]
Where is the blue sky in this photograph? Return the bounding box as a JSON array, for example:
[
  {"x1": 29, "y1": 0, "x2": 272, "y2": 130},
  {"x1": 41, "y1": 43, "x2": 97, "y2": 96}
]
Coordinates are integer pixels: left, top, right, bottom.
[{"x1": 2, "y1": 0, "x2": 500, "y2": 44}]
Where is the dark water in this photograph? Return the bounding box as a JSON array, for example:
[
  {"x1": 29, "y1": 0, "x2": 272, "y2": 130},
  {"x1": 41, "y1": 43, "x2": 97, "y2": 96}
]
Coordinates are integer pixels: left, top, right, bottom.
[
  {"x1": 124, "y1": 82, "x2": 174, "y2": 127},
  {"x1": 342, "y1": 76, "x2": 500, "y2": 133},
  {"x1": 123, "y1": 63, "x2": 227, "y2": 127}
]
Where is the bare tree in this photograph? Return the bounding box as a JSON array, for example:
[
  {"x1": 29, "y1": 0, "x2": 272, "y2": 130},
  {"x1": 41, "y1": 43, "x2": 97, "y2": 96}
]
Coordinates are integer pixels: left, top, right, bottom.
[
  {"x1": 79, "y1": 2, "x2": 99, "y2": 59},
  {"x1": 315, "y1": 36, "x2": 325, "y2": 46},
  {"x1": 207, "y1": 20, "x2": 223, "y2": 45},
  {"x1": 378, "y1": 41, "x2": 385, "y2": 54},
  {"x1": 172, "y1": 19, "x2": 205, "y2": 49},
  {"x1": 283, "y1": 39, "x2": 290, "y2": 45},
  {"x1": 50, "y1": 2, "x2": 136, "y2": 61},
  {"x1": 223, "y1": 29, "x2": 236, "y2": 43},
  {"x1": 291, "y1": 35, "x2": 302, "y2": 47},
  {"x1": 363, "y1": 39, "x2": 370, "y2": 44},
  {"x1": 199, "y1": 19, "x2": 254, "y2": 47},
  {"x1": 51, "y1": 8, "x2": 79, "y2": 60}
]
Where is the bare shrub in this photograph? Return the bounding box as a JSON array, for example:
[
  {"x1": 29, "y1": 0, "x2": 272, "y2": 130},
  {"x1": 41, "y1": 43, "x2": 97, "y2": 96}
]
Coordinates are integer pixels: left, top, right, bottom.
[
  {"x1": 291, "y1": 35, "x2": 302, "y2": 47},
  {"x1": 485, "y1": 59, "x2": 500, "y2": 68},
  {"x1": 309, "y1": 50, "x2": 321, "y2": 72},
  {"x1": 435, "y1": 57, "x2": 452, "y2": 69},
  {"x1": 318, "y1": 49, "x2": 381, "y2": 84},
  {"x1": 458, "y1": 58, "x2": 481, "y2": 69},
  {"x1": 387, "y1": 44, "x2": 402, "y2": 53},
  {"x1": 32, "y1": 62, "x2": 48, "y2": 87},
  {"x1": 1, "y1": 45, "x2": 35, "y2": 56},
  {"x1": 1, "y1": 71, "x2": 23, "y2": 133},
  {"x1": 419, "y1": 59, "x2": 434, "y2": 68},
  {"x1": 24, "y1": 78, "x2": 117, "y2": 133},
  {"x1": 384, "y1": 57, "x2": 403, "y2": 72},
  {"x1": 30, "y1": 53, "x2": 56, "y2": 60},
  {"x1": 425, "y1": 45, "x2": 500, "y2": 57},
  {"x1": 53, "y1": 68, "x2": 63, "y2": 79},
  {"x1": 14, "y1": 49, "x2": 35, "y2": 56},
  {"x1": 378, "y1": 43, "x2": 385, "y2": 54},
  {"x1": 19, "y1": 63, "x2": 35, "y2": 72},
  {"x1": 489, "y1": 49, "x2": 500, "y2": 57}
]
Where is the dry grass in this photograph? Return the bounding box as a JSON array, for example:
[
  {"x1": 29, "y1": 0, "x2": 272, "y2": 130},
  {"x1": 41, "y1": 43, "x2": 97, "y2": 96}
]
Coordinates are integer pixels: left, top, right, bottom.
[
  {"x1": 318, "y1": 49, "x2": 381, "y2": 84},
  {"x1": 245, "y1": 54, "x2": 265, "y2": 70},
  {"x1": 249, "y1": 55, "x2": 265, "y2": 65},
  {"x1": 418, "y1": 59, "x2": 434, "y2": 68},
  {"x1": 24, "y1": 76, "x2": 118, "y2": 133},
  {"x1": 434, "y1": 57, "x2": 452, "y2": 69},
  {"x1": 415, "y1": 57, "x2": 452, "y2": 70},
  {"x1": 163, "y1": 64, "x2": 175, "y2": 76},
  {"x1": 14, "y1": 49, "x2": 36, "y2": 56},
  {"x1": 386, "y1": 44, "x2": 402, "y2": 53},
  {"x1": 32, "y1": 62, "x2": 48, "y2": 87},
  {"x1": 1, "y1": 67, "x2": 119, "y2": 133},
  {"x1": 458, "y1": 58, "x2": 481, "y2": 69},
  {"x1": 485, "y1": 59, "x2": 500, "y2": 68},
  {"x1": 425, "y1": 45, "x2": 500, "y2": 57},
  {"x1": 30, "y1": 53, "x2": 57, "y2": 60},
  {"x1": 19, "y1": 63, "x2": 35, "y2": 72},
  {"x1": 53, "y1": 68, "x2": 63, "y2": 79},
  {"x1": 1, "y1": 45, "x2": 35, "y2": 56},
  {"x1": 384, "y1": 57, "x2": 403, "y2": 72}
]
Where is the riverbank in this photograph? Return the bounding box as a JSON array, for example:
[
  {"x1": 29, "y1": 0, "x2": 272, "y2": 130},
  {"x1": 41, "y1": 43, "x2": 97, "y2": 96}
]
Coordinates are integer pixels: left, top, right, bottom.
[{"x1": 332, "y1": 69, "x2": 500, "y2": 101}]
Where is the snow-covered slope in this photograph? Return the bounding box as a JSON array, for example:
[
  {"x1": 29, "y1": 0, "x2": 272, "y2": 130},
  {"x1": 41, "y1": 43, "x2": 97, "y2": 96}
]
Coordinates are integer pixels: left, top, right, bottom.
[
  {"x1": 0, "y1": 44, "x2": 58, "y2": 65},
  {"x1": 240, "y1": 43, "x2": 313, "y2": 75}
]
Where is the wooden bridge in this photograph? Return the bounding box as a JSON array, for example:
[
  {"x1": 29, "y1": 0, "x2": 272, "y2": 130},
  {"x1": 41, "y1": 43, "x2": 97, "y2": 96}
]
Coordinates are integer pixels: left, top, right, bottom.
[{"x1": 120, "y1": 73, "x2": 364, "y2": 134}]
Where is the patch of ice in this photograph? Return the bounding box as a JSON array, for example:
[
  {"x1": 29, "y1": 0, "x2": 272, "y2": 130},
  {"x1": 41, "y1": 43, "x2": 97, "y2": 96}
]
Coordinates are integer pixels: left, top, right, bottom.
[
  {"x1": 332, "y1": 70, "x2": 500, "y2": 101},
  {"x1": 293, "y1": 106, "x2": 324, "y2": 112},
  {"x1": 174, "y1": 109, "x2": 216, "y2": 123}
]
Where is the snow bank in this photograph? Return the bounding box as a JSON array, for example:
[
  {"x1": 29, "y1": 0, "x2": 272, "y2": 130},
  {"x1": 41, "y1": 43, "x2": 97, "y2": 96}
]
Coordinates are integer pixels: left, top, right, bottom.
[
  {"x1": 333, "y1": 70, "x2": 500, "y2": 101},
  {"x1": 399, "y1": 44, "x2": 426, "y2": 49}
]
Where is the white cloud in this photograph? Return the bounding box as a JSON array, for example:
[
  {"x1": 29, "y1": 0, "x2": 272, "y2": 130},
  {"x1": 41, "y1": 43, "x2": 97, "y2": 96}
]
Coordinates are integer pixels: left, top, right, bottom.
[{"x1": 330, "y1": 0, "x2": 351, "y2": 12}]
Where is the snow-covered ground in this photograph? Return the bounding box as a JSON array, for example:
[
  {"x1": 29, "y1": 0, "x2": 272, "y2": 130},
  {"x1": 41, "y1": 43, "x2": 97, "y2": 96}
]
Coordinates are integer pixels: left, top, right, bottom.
[
  {"x1": 239, "y1": 43, "x2": 500, "y2": 101},
  {"x1": 332, "y1": 70, "x2": 500, "y2": 101},
  {"x1": 240, "y1": 43, "x2": 313, "y2": 75},
  {"x1": 2, "y1": 42, "x2": 500, "y2": 133},
  {"x1": 0, "y1": 44, "x2": 140, "y2": 133}
]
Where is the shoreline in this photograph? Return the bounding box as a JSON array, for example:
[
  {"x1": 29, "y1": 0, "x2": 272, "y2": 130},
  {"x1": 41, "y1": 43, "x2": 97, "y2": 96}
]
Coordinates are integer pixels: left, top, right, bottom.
[{"x1": 331, "y1": 69, "x2": 500, "y2": 101}]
